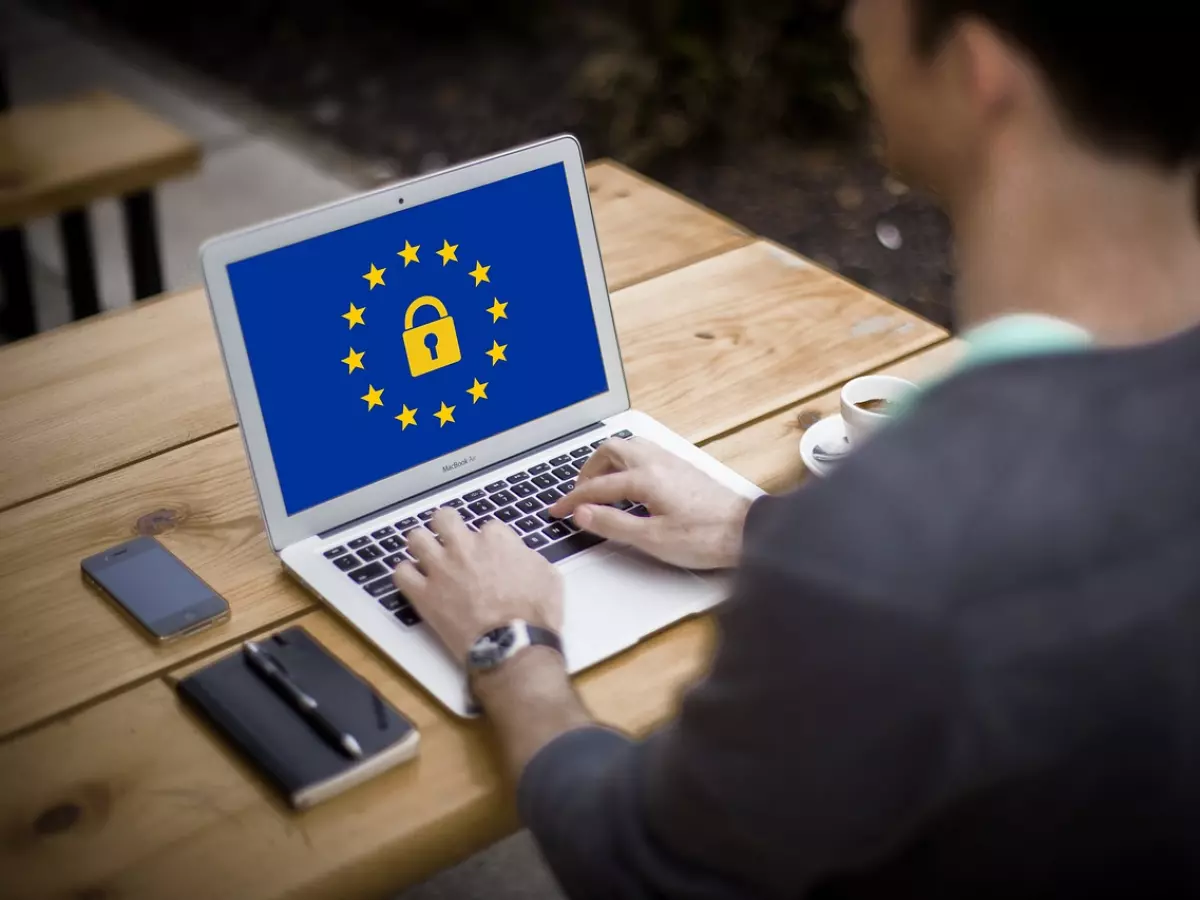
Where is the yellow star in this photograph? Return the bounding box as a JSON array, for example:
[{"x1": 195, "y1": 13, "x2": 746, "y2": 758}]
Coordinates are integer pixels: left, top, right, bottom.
[
  {"x1": 397, "y1": 241, "x2": 420, "y2": 267},
  {"x1": 362, "y1": 263, "x2": 386, "y2": 289},
  {"x1": 486, "y1": 297, "x2": 508, "y2": 322},
  {"x1": 394, "y1": 405, "x2": 417, "y2": 430},
  {"x1": 436, "y1": 239, "x2": 458, "y2": 266},
  {"x1": 485, "y1": 339, "x2": 508, "y2": 366},
  {"x1": 361, "y1": 384, "x2": 384, "y2": 410},
  {"x1": 342, "y1": 302, "x2": 366, "y2": 328},
  {"x1": 466, "y1": 378, "x2": 488, "y2": 404},
  {"x1": 433, "y1": 401, "x2": 456, "y2": 427},
  {"x1": 341, "y1": 347, "x2": 365, "y2": 373},
  {"x1": 468, "y1": 261, "x2": 490, "y2": 286}
]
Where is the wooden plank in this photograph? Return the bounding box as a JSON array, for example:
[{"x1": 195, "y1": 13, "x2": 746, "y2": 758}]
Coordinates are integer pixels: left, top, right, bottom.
[
  {"x1": 0, "y1": 611, "x2": 713, "y2": 900},
  {"x1": 615, "y1": 240, "x2": 946, "y2": 443},
  {"x1": 705, "y1": 339, "x2": 967, "y2": 493},
  {"x1": 0, "y1": 256, "x2": 947, "y2": 738},
  {"x1": 586, "y1": 159, "x2": 750, "y2": 290},
  {"x1": 0, "y1": 161, "x2": 749, "y2": 511},
  {"x1": 0, "y1": 429, "x2": 314, "y2": 740},
  {"x1": 0, "y1": 90, "x2": 202, "y2": 227},
  {"x1": 0, "y1": 289, "x2": 235, "y2": 512}
]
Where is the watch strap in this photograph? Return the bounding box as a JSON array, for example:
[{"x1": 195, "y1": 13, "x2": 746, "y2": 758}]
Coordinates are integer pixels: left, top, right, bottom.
[{"x1": 524, "y1": 623, "x2": 563, "y2": 656}]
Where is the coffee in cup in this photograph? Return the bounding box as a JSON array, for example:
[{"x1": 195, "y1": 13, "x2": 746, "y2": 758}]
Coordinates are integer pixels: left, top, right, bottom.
[{"x1": 840, "y1": 375, "x2": 918, "y2": 446}]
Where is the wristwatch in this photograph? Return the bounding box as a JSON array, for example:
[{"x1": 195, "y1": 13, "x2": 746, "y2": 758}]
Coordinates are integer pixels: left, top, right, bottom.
[{"x1": 466, "y1": 619, "x2": 563, "y2": 673}]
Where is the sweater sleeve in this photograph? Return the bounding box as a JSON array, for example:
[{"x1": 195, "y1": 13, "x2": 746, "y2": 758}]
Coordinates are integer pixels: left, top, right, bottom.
[{"x1": 518, "y1": 494, "x2": 966, "y2": 899}]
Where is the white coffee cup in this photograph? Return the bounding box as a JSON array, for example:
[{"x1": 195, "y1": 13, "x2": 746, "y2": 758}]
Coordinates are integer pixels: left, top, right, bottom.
[{"x1": 840, "y1": 375, "x2": 918, "y2": 447}]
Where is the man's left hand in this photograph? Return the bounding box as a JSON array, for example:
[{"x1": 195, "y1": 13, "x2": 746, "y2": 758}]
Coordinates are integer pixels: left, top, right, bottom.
[{"x1": 393, "y1": 509, "x2": 563, "y2": 662}]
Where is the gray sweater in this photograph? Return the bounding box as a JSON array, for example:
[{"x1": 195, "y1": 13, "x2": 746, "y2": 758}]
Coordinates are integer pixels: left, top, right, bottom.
[{"x1": 519, "y1": 324, "x2": 1200, "y2": 899}]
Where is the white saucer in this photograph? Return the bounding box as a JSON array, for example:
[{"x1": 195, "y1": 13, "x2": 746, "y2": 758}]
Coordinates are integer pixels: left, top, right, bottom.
[{"x1": 799, "y1": 413, "x2": 851, "y2": 478}]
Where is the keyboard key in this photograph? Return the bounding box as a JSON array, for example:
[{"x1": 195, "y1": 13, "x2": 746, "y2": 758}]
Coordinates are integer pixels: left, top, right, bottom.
[
  {"x1": 457, "y1": 508, "x2": 474, "y2": 522},
  {"x1": 536, "y1": 488, "x2": 561, "y2": 505},
  {"x1": 364, "y1": 576, "x2": 397, "y2": 598},
  {"x1": 551, "y1": 466, "x2": 576, "y2": 481},
  {"x1": 529, "y1": 463, "x2": 551, "y2": 475},
  {"x1": 442, "y1": 498, "x2": 464, "y2": 509},
  {"x1": 614, "y1": 429, "x2": 633, "y2": 439},
  {"x1": 542, "y1": 522, "x2": 573, "y2": 541},
  {"x1": 378, "y1": 593, "x2": 403, "y2": 611},
  {"x1": 418, "y1": 508, "x2": 438, "y2": 521},
  {"x1": 610, "y1": 499, "x2": 635, "y2": 511},
  {"x1": 629, "y1": 505, "x2": 651, "y2": 517},
  {"x1": 472, "y1": 514, "x2": 495, "y2": 530},
  {"x1": 490, "y1": 489, "x2": 517, "y2": 505},
  {"x1": 512, "y1": 481, "x2": 538, "y2": 498},
  {"x1": 572, "y1": 460, "x2": 588, "y2": 472},
  {"x1": 380, "y1": 535, "x2": 404, "y2": 552},
  {"x1": 323, "y1": 546, "x2": 348, "y2": 559},
  {"x1": 523, "y1": 532, "x2": 549, "y2": 549},
  {"x1": 371, "y1": 526, "x2": 394, "y2": 539},
  {"x1": 333, "y1": 554, "x2": 360, "y2": 571},
  {"x1": 348, "y1": 536, "x2": 372, "y2": 549},
  {"x1": 395, "y1": 517, "x2": 418, "y2": 530},
  {"x1": 496, "y1": 506, "x2": 521, "y2": 523},
  {"x1": 463, "y1": 489, "x2": 486, "y2": 502},
  {"x1": 357, "y1": 544, "x2": 384, "y2": 561},
  {"x1": 506, "y1": 471, "x2": 530, "y2": 484},
  {"x1": 468, "y1": 499, "x2": 496, "y2": 515},
  {"x1": 516, "y1": 497, "x2": 542, "y2": 514},
  {"x1": 485, "y1": 481, "x2": 508, "y2": 493},
  {"x1": 536, "y1": 509, "x2": 558, "y2": 524},
  {"x1": 570, "y1": 447, "x2": 591, "y2": 458},
  {"x1": 402, "y1": 527, "x2": 423, "y2": 541},
  {"x1": 396, "y1": 607, "x2": 423, "y2": 627},
  {"x1": 538, "y1": 531, "x2": 604, "y2": 564},
  {"x1": 549, "y1": 455, "x2": 571, "y2": 466},
  {"x1": 590, "y1": 439, "x2": 608, "y2": 449},
  {"x1": 559, "y1": 479, "x2": 576, "y2": 494},
  {"x1": 531, "y1": 473, "x2": 558, "y2": 489},
  {"x1": 350, "y1": 562, "x2": 387, "y2": 584},
  {"x1": 383, "y1": 552, "x2": 408, "y2": 569},
  {"x1": 515, "y1": 516, "x2": 542, "y2": 533}
]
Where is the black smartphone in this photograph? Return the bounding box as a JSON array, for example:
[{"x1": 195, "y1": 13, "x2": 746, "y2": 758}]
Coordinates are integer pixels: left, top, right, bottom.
[{"x1": 81, "y1": 536, "x2": 230, "y2": 642}]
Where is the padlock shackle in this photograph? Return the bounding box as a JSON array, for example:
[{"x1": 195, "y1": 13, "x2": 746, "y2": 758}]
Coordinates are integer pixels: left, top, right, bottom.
[{"x1": 404, "y1": 295, "x2": 450, "y2": 330}]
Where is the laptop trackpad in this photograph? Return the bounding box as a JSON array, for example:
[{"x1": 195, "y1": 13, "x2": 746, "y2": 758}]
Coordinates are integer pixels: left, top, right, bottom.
[{"x1": 560, "y1": 547, "x2": 717, "y2": 672}]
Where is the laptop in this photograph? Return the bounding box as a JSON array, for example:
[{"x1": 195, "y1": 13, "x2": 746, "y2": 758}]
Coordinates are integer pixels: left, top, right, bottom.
[{"x1": 201, "y1": 134, "x2": 762, "y2": 716}]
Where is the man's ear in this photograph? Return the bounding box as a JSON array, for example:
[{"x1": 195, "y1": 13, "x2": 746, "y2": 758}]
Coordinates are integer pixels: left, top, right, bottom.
[{"x1": 956, "y1": 18, "x2": 1027, "y2": 129}]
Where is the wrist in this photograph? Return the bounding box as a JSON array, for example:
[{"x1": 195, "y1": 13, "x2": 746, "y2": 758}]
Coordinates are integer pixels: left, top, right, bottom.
[{"x1": 714, "y1": 495, "x2": 753, "y2": 568}]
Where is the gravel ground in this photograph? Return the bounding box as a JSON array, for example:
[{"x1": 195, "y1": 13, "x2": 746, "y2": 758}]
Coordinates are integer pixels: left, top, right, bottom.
[{"x1": 62, "y1": 1, "x2": 956, "y2": 329}]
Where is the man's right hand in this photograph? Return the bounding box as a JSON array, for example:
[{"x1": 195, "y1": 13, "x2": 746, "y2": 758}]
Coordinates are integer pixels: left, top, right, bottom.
[{"x1": 549, "y1": 437, "x2": 753, "y2": 570}]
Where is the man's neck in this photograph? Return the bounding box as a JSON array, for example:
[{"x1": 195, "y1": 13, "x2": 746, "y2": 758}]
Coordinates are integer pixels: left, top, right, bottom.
[{"x1": 951, "y1": 142, "x2": 1200, "y2": 346}]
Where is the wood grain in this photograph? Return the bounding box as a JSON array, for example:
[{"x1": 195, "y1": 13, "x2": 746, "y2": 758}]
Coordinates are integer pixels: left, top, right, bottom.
[
  {"x1": 1, "y1": 611, "x2": 713, "y2": 900},
  {"x1": 615, "y1": 240, "x2": 946, "y2": 443},
  {"x1": 0, "y1": 428, "x2": 313, "y2": 739},
  {"x1": 0, "y1": 161, "x2": 750, "y2": 511},
  {"x1": 705, "y1": 339, "x2": 966, "y2": 493},
  {"x1": 0, "y1": 90, "x2": 201, "y2": 227}
]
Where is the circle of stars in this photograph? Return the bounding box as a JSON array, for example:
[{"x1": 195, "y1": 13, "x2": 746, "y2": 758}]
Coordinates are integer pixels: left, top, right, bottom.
[{"x1": 341, "y1": 240, "x2": 508, "y2": 429}]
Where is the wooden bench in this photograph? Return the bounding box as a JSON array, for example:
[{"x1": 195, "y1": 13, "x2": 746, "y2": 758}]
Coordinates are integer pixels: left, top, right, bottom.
[{"x1": 0, "y1": 87, "x2": 201, "y2": 338}]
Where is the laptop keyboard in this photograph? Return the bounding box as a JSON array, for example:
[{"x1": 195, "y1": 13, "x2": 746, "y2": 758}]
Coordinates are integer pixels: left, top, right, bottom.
[{"x1": 322, "y1": 429, "x2": 644, "y2": 628}]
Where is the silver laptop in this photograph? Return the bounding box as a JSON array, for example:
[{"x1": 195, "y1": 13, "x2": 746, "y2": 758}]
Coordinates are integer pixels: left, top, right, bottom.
[{"x1": 200, "y1": 135, "x2": 762, "y2": 716}]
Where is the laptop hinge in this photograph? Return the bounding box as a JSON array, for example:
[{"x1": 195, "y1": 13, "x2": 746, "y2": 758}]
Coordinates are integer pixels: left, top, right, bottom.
[{"x1": 318, "y1": 421, "x2": 606, "y2": 539}]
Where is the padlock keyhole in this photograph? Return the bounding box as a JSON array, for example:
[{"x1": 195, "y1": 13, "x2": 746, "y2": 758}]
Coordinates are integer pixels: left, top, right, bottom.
[{"x1": 424, "y1": 331, "x2": 440, "y2": 360}]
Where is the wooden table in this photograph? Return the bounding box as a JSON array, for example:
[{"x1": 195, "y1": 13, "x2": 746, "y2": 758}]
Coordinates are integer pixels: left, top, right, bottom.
[{"x1": 0, "y1": 160, "x2": 958, "y2": 900}]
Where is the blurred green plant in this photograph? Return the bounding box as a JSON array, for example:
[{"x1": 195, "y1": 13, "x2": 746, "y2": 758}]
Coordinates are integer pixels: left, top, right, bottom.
[{"x1": 572, "y1": 0, "x2": 862, "y2": 167}]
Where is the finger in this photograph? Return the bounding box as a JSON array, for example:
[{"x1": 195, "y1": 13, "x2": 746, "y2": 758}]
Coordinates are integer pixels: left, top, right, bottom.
[
  {"x1": 551, "y1": 471, "x2": 642, "y2": 516},
  {"x1": 392, "y1": 560, "x2": 425, "y2": 600},
  {"x1": 576, "y1": 436, "x2": 662, "y2": 481},
  {"x1": 573, "y1": 503, "x2": 656, "y2": 546},
  {"x1": 480, "y1": 518, "x2": 524, "y2": 548},
  {"x1": 431, "y1": 507, "x2": 471, "y2": 553},
  {"x1": 405, "y1": 525, "x2": 446, "y2": 566}
]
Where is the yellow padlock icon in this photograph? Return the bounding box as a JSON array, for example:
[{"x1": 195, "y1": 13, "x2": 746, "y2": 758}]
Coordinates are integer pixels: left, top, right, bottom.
[{"x1": 402, "y1": 295, "x2": 461, "y2": 378}]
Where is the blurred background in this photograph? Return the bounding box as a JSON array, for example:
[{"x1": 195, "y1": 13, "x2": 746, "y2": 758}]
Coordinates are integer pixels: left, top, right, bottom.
[{"x1": 1, "y1": 0, "x2": 955, "y2": 341}]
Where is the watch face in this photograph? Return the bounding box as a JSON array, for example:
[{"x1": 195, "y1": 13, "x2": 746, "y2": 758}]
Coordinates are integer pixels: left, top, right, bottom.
[{"x1": 468, "y1": 625, "x2": 517, "y2": 669}]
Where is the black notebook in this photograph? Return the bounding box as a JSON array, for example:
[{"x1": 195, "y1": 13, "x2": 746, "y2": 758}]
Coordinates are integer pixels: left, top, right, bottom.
[{"x1": 177, "y1": 626, "x2": 420, "y2": 809}]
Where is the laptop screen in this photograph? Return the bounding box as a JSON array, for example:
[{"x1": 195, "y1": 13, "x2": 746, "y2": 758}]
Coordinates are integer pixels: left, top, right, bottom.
[{"x1": 227, "y1": 162, "x2": 610, "y2": 515}]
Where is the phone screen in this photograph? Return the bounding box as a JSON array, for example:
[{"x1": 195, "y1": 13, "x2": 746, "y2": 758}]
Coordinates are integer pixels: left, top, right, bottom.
[{"x1": 83, "y1": 538, "x2": 228, "y2": 638}]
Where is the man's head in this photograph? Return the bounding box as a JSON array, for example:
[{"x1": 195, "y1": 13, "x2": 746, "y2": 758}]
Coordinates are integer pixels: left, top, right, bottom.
[{"x1": 846, "y1": 0, "x2": 1198, "y2": 200}]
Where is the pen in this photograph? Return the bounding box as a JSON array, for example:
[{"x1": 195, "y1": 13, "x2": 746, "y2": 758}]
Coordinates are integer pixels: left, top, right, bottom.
[{"x1": 243, "y1": 640, "x2": 364, "y2": 760}]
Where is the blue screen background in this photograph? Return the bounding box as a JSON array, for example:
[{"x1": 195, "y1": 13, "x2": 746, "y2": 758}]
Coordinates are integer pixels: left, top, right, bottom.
[{"x1": 228, "y1": 163, "x2": 609, "y2": 514}]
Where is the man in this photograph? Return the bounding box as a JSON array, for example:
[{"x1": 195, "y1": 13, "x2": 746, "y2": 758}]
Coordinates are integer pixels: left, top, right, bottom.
[{"x1": 395, "y1": 2, "x2": 1200, "y2": 896}]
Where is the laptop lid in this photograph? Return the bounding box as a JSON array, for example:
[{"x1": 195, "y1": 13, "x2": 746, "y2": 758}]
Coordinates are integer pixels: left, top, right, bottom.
[{"x1": 201, "y1": 135, "x2": 630, "y2": 552}]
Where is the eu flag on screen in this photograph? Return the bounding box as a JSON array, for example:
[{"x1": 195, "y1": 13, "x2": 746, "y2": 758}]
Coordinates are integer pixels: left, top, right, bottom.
[{"x1": 227, "y1": 163, "x2": 609, "y2": 515}]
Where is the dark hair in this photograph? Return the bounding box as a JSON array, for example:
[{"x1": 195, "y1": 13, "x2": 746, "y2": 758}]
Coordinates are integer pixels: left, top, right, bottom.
[{"x1": 911, "y1": 2, "x2": 1198, "y2": 169}]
